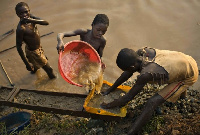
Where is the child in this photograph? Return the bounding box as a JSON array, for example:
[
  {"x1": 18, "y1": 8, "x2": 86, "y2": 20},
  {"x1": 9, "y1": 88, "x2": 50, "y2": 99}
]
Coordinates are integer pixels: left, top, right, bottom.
[
  {"x1": 15, "y1": 2, "x2": 56, "y2": 79},
  {"x1": 57, "y1": 14, "x2": 109, "y2": 93},
  {"x1": 101, "y1": 47, "x2": 198, "y2": 134},
  {"x1": 56, "y1": 14, "x2": 109, "y2": 68}
]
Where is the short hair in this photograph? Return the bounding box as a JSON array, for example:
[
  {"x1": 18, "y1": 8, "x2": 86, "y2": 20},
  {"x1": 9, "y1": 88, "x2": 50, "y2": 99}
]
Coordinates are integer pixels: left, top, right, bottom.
[
  {"x1": 116, "y1": 48, "x2": 138, "y2": 70},
  {"x1": 15, "y1": 2, "x2": 29, "y2": 13},
  {"x1": 92, "y1": 14, "x2": 109, "y2": 26}
]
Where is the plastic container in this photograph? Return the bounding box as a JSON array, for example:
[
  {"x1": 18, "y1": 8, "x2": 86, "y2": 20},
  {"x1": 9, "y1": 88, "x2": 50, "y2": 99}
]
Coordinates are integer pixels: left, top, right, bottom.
[
  {"x1": 58, "y1": 40, "x2": 101, "y2": 87},
  {"x1": 83, "y1": 80, "x2": 131, "y2": 117},
  {"x1": 0, "y1": 111, "x2": 31, "y2": 134}
]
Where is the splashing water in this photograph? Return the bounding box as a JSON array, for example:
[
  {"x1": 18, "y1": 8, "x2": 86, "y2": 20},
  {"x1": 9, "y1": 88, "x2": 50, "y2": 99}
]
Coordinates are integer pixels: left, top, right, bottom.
[{"x1": 61, "y1": 52, "x2": 103, "y2": 94}]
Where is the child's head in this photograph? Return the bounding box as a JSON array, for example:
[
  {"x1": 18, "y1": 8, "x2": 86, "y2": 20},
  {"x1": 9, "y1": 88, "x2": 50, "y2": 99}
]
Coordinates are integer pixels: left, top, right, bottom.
[
  {"x1": 92, "y1": 14, "x2": 109, "y2": 26},
  {"x1": 116, "y1": 48, "x2": 138, "y2": 71},
  {"x1": 91, "y1": 14, "x2": 109, "y2": 39},
  {"x1": 15, "y1": 2, "x2": 30, "y2": 19}
]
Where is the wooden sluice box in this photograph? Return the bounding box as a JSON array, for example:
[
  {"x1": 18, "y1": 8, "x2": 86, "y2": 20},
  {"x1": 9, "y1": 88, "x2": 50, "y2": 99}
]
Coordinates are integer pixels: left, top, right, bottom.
[{"x1": 0, "y1": 81, "x2": 131, "y2": 120}]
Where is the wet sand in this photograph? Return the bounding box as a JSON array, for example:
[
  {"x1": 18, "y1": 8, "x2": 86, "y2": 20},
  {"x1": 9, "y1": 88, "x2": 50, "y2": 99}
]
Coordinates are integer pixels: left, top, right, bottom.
[{"x1": 0, "y1": 0, "x2": 200, "y2": 93}]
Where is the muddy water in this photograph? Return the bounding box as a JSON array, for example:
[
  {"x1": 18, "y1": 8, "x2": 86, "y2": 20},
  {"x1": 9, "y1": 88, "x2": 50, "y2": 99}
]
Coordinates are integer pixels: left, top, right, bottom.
[{"x1": 0, "y1": 0, "x2": 200, "y2": 93}]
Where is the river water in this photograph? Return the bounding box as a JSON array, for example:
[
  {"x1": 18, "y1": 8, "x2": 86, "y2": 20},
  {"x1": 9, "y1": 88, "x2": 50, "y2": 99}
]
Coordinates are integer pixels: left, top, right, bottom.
[{"x1": 0, "y1": 0, "x2": 200, "y2": 93}]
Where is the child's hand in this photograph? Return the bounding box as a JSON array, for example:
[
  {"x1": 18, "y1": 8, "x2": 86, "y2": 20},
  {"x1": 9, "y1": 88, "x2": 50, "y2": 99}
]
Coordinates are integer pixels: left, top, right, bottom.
[
  {"x1": 20, "y1": 17, "x2": 30, "y2": 24},
  {"x1": 101, "y1": 99, "x2": 120, "y2": 109},
  {"x1": 101, "y1": 86, "x2": 114, "y2": 96},
  {"x1": 100, "y1": 102, "x2": 110, "y2": 109},
  {"x1": 101, "y1": 89, "x2": 112, "y2": 96},
  {"x1": 101, "y1": 62, "x2": 106, "y2": 71},
  {"x1": 56, "y1": 41, "x2": 64, "y2": 54}
]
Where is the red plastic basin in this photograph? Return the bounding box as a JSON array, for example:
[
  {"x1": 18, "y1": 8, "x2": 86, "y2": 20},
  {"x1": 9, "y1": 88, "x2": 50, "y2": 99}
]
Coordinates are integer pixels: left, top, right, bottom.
[{"x1": 58, "y1": 40, "x2": 101, "y2": 87}]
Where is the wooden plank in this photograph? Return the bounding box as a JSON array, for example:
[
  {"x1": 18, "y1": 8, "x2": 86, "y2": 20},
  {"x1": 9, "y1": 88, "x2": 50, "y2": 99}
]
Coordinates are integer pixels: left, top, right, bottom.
[
  {"x1": 0, "y1": 60, "x2": 15, "y2": 86},
  {"x1": 6, "y1": 87, "x2": 17, "y2": 101},
  {"x1": 0, "y1": 29, "x2": 14, "y2": 41},
  {"x1": 0, "y1": 101, "x2": 121, "y2": 121},
  {"x1": 0, "y1": 85, "x2": 122, "y2": 120},
  {"x1": 8, "y1": 87, "x2": 20, "y2": 102}
]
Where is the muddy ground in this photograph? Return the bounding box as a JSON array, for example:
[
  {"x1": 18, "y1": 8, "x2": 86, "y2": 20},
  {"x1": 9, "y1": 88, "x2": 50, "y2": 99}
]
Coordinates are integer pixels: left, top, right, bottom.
[{"x1": 0, "y1": 84, "x2": 199, "y2": 135}]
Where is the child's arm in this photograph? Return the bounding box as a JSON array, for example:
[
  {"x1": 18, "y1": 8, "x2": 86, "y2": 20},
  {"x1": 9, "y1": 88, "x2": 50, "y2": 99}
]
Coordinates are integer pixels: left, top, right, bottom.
[
  {"x1": 21, "y1": 14, "x2": 49, "y2": 25},
  {"x1": 56, "y1": 29, "x2": 87, "y2": 54},
  {"x1": 101, "y1": 73, "x2": 150, "y2": 109},
  {"x1": 99, "y1": 39, "x2": 106, "y2": 58},
  {"x1": 30, "y1": 14, "x2": 41, "y2": 20},
  {"x1": 16, "y1": 28, "x2": 33, "y2": 71},
  {"x1": 102, "y1": 71, "x2": 133, "y2": 95},
  {"x1": 99, "y1": 39, "x2": 106, "y2": 69}
]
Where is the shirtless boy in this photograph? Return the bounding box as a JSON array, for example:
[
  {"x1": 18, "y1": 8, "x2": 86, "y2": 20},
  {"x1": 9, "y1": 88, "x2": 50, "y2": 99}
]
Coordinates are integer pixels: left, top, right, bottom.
[
  {"x1": 15, "y1": 2, "x2": 56, "y2": 79},
  {"x1": 101, "y1": 47, "x2": 198, "y2": 134},
  {"x1": 56, "y1": 14, "x2": 109, "y2": 68}
]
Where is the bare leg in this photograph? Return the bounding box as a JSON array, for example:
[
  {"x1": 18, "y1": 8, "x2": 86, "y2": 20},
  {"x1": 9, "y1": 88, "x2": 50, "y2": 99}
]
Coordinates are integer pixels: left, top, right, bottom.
[
  {"x1": 42, "y1": 63, "x2": 56, "y2": 79},
  {"x1": 31, "y1": 66, "x2": 39, "y2": 74},
  {"x1": 128, "y1": 93, "x2": 165, "y2": 135}
]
